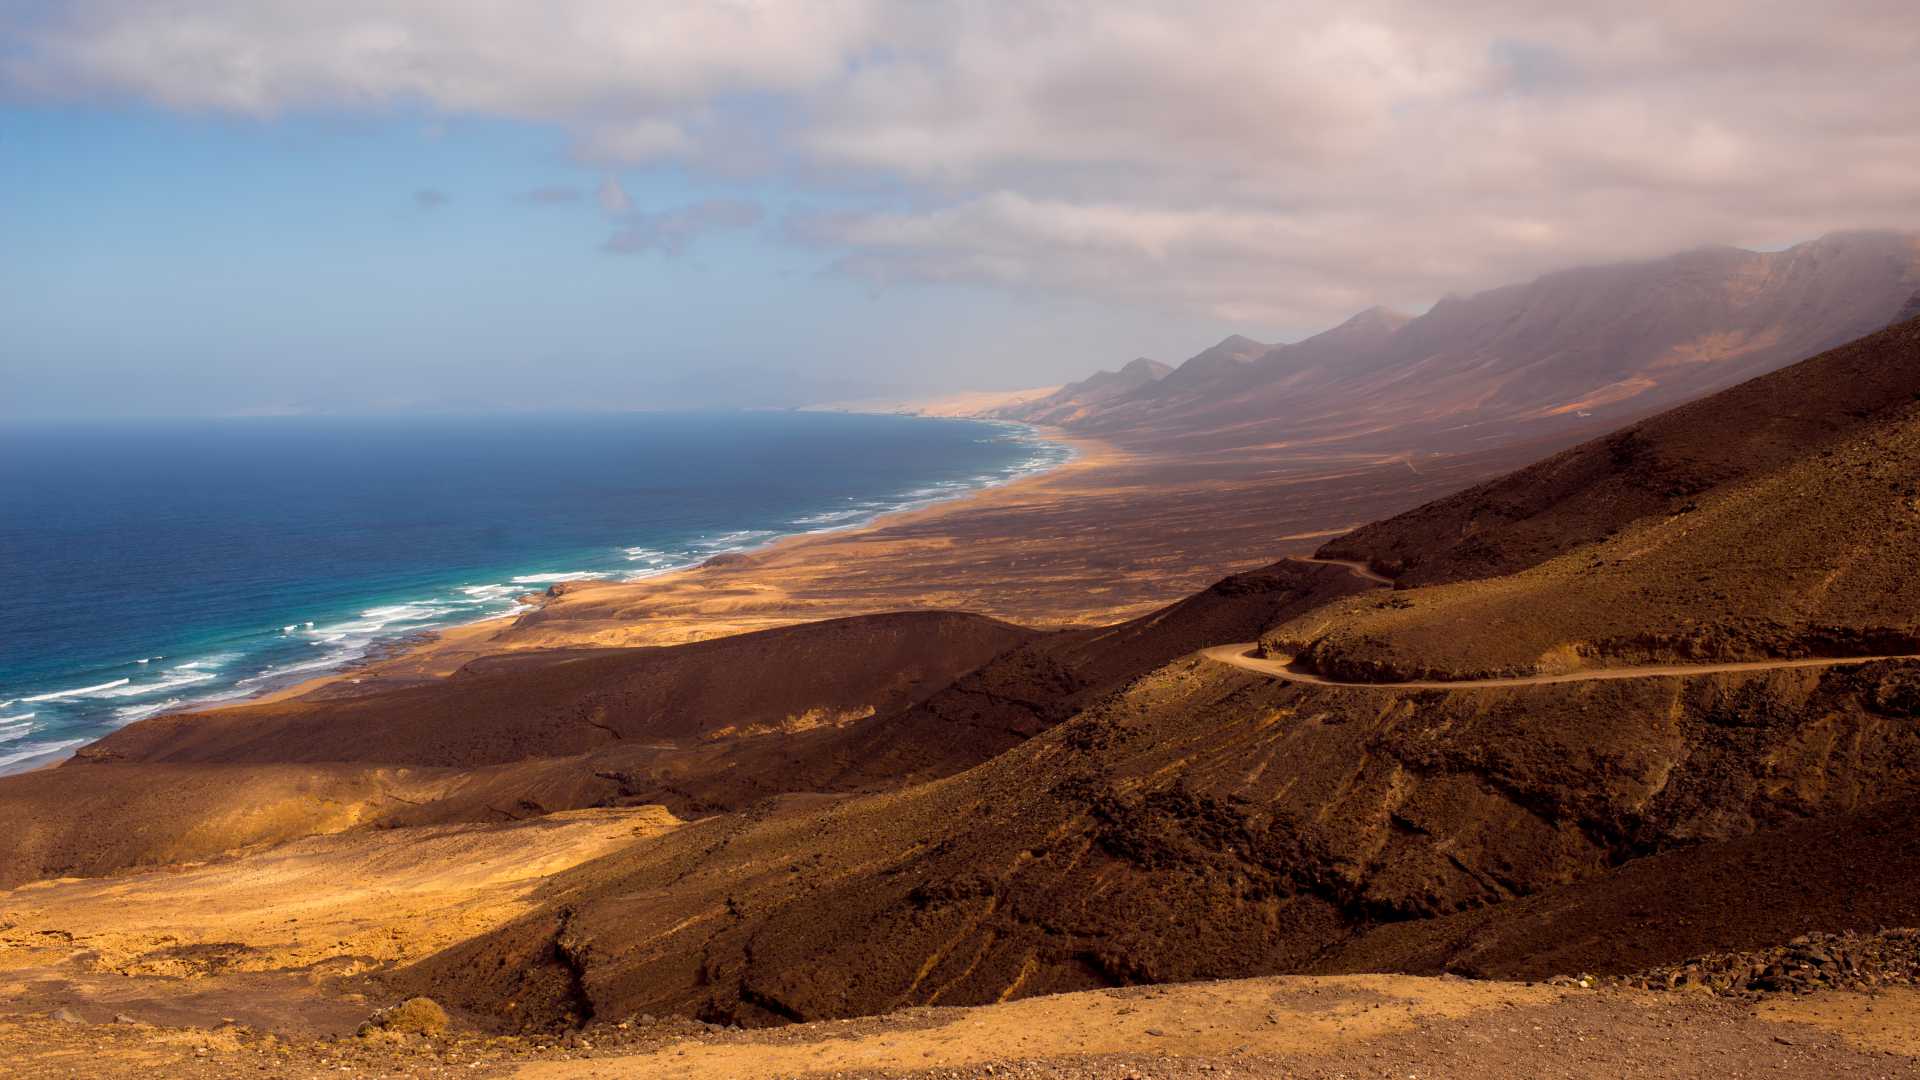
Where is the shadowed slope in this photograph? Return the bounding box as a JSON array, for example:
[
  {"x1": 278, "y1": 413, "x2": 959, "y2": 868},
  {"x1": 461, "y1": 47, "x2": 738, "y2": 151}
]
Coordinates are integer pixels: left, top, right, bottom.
[
  {"x1": 0, "y1": 560, "x2": 1370, "y2": 888},
  {"x1": 1268, "y1": 314, "x2": 1920, "y2": 680},
  {"x1": 1322, "y1": 795, "x2": 1920, "y2": 981},
  {"x1": 0, "y1": 613, "x2": 1031, "y2": 887},
  {"x1": 395, "y1": 317, "x2": 1920, "y2": 1030},
  {"x1": 396, "y1": 643, "x2": 1920, "y2": 1029},
  {"x1": 0, "y1": 762, "x2": 468, "y2": 887},
  {"x1": 76, "y1": 612, "x2": 1036, "y2": 768},
  {"x1": 1322, "y1": 310, "x2": 1920, "y2": 587}
]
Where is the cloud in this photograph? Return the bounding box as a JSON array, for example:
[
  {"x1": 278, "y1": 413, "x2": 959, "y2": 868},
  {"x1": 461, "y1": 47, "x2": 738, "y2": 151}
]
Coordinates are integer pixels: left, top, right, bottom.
[
  {"x1": 413, "y1": 188, "x2": 450, "y2": 210},
  {"x1": 518, "y1": 184, "x2": 585, "y2": 204},
  {"x1": 596, "y1": 175, "x2": 633, "y2": 215},
  {"x1": 603, "y1": 199, "x2": 763, "y2": 256},
  {"x1": 10, "y1": 2, "x2": 1920, "y2": 327}
]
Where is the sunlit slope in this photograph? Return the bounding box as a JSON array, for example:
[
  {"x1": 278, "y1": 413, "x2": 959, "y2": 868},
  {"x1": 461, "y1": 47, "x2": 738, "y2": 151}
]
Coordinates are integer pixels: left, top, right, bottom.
[{"x1": 1272, "y1": 313, "x2": 1920, "y2": 680}]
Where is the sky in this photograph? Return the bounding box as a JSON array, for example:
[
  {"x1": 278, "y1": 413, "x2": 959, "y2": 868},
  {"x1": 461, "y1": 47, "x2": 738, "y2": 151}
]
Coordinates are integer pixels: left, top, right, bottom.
[{"x1": 4, "y1": 1, "x2": 1918, "y2": 417}]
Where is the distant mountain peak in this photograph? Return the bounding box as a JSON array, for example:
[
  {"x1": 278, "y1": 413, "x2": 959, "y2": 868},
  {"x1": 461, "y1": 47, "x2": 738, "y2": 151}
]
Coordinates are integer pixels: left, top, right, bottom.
[
  {"x1": 1118, "y1": 357, "x2": 1172, "y2": 380},
  {"x1": 1326, "y1": 305, "x2": 1413, "y2": 339}
]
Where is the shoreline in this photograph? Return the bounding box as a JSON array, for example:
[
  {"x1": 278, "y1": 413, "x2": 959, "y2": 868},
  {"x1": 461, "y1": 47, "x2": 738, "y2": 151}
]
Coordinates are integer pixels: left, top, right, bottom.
[
  {"x1": 207, "y1": 424, "x2": 1115, "y2": 711},
  {"x1": 74, "y1": 423, "x2": 1111, "y2": 726},
  {"x1": 15, "y1": 403, "x2": 1534, "y2": 772}
]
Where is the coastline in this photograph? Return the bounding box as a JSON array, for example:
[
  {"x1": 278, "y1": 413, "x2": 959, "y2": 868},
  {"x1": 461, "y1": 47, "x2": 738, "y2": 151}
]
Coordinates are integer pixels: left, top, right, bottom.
[
  {"x1": 20, "y1": 407, "x2": 1545, "y2": 759},
  {"x1": 191, "y1": 424, "x2": 1115, "y2": 713},
  {"x1": 0, "y1": 417, "x2": 1083, "y2": 774}
]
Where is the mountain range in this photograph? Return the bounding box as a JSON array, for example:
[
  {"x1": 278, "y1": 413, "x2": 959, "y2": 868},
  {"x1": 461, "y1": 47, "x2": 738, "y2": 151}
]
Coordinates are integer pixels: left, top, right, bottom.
[{"x1": 999, "y1": 230, "x2": 1920, "y2": 458}]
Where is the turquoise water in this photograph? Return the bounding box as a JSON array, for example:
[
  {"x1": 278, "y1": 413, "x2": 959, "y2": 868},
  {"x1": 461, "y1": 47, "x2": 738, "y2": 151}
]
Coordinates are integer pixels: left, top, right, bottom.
[{"x1": 0, "y1": 411, "x2": 1069, "y2": 773}]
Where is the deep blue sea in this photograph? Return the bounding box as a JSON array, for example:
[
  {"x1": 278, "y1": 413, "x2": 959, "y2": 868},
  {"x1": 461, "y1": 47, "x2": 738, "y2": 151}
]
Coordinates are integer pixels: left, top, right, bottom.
[{"x1": 0, "y1": 411, "x2": 1069, "y2": 774}]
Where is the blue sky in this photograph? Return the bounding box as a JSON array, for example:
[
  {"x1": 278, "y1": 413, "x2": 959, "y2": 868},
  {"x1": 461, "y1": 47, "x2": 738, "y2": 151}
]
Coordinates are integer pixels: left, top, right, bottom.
[
  {"x1": 4, "y1": 2, "x2": 1915, "y2": 418},
  {"x1": 2, "y1": 102, "x2": 1226, "y2": 417}
]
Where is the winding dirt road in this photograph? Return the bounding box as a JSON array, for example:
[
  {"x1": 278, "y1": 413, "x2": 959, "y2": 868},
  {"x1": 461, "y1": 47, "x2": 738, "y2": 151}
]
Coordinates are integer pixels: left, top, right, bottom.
[
  {"x1": 1294, "y1": 554, "x2": 1394, "y2": 585},
  {"x1": 1201, "y1": 643, "x2": 1920, "y2": 689},
  {"x1": 1202, "y1": 556, "x2": 1920, "y2": 689}
]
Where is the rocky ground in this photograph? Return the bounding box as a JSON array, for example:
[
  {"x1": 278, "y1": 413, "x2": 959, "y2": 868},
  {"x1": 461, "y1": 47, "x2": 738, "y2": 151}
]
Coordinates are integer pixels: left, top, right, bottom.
[
  {"x1": 4, "y1": 974, "x2": 1916, "y2": 1078},
  {"x1": 1609, "y1": 929, "x2": 1920, "y2": 998}
]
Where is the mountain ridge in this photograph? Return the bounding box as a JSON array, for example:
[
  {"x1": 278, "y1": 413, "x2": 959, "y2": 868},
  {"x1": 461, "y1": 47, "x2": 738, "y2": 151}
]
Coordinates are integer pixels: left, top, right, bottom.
[{"x1": 999, "y1": 230, "x2": 1920, "y2": 460}]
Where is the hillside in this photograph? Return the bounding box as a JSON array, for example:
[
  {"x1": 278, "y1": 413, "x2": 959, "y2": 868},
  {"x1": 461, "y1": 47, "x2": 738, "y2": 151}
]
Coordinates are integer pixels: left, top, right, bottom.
[
  {"x1": 1004, "y1": 231, "x2": 1920, "y2": 457},
  {"x1": 1268, "y1": 313, "x2": 1920, "y2": 680},
  {"x1": 5, "y1": 290, "x2": 1920, "y2": 1069},
  {"x1": 395, "y1": 627, "x2": 1920, "y2": 1027},
  {"x1": 0, "y1": 558, "x2": 1372, "y2": 890},
  {"x1": 996, "y1": 357, "x2": 1172, "y2": 425},
  {"x1": 380, "y1": 315, "x2": 1920, "y2": 1028},
  {"x1": 1319, "y1": 309, "x2": 1920, "y2": 588},
  {"x1": 78, "y1": 612, "x2": 1037, "y2": 768}
]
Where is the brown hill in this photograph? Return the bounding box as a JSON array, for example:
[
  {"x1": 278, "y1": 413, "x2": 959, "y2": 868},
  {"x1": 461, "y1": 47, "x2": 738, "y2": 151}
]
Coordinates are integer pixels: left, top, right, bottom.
[
  {"x1": 0, "y1": 760, "x2": 459, "y2": 887},
  {"x1": 1319, "y1": 311, "x2": 1920, "y2": 588},
  {"x1": 387, "y1": 316, "x2": 1920, "y2": 1030},
  {"x1": 1008, "y1": 231, "x2": 1920, "y2": 457},
  {"x1": 1323, "y1": 794, "x2": 1920, "y2": 982},
  {"x1": 78, "y1": 611, "x2": 1036, "y2": 768},
  {"x1": 0, "y1": 613, "x2": 1029, "y2": 888},
  {"x1": 396, "y1": 639, "x2": 1920, "y2": 1028},
  {"x1": 994, "y1": 357, "x2": 1171, "y2": 425},
  {"x1": 1270, "y1": 313, "x2": 1920, "y2": 680},
  {"x1": 0, "y1": 558, "x2": 1370, "y2": 889}
]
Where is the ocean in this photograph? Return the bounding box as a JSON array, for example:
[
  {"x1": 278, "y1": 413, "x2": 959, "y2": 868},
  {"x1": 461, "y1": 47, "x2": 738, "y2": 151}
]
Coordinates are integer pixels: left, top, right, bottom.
[{"x1": 0, "y1": 411, "x2": 1070, "y2": 774}]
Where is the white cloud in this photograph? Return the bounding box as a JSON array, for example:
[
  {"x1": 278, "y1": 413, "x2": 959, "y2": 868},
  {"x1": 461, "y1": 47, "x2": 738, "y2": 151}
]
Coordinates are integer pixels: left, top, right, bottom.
[{"x1": 8, "y1": 1, "x2": 1920, "y2": 328}]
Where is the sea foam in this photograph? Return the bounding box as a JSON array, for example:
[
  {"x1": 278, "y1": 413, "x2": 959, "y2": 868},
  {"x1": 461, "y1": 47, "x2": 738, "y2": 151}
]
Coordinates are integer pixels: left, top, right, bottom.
[
  {"x1": 0, "y1": 738, "x2": 87, "y2": 770},
  {"x1": 22, "y1": 678, "x2": 131, "y2": 702},
  {"x1": 509, "y1": 571, "x2": 607, "y2": 584},
  {"x1": 91, "y1": 670, "x2": 218, "y2": 698}
]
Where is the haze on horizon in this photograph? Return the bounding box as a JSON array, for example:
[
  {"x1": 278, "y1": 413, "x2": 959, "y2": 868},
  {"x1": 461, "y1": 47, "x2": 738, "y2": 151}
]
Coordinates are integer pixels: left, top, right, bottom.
[{"x1": 4, "y1": 1, "x2": 1918, "y2": 419}]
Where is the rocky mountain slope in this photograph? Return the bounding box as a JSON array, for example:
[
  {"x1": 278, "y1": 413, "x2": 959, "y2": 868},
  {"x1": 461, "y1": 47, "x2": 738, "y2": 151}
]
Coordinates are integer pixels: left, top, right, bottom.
[
  {"x1": 398, "y1": 624, "x2": 1920, "y2": 1027},
  {"x1": 1003, "y1": 231, "x2": 1920, "y2": 458},
  {"x1": 383, "y1": 316, "x2": 1920, "y2": 1028},
  {"x1": 0, "y1": 558, "x2": 1371, "y2": 889},
  {"x1": 999, "y1": 357, "x2": 1172, "y2": 425},
  {"x1": 1271, "y1": 312, "x2": 1920, "y2": 680}
]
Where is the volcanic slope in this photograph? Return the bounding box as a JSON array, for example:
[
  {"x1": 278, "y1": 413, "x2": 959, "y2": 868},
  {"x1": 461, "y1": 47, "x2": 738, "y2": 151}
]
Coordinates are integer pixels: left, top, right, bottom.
[
  {"x1": 1268, "y1": 311, "x2": 1920, "y2": 682},
  {"x1": 78, "y1": 611, "x2": 1038, "y2": 768},
  {"x1": 391, "y1": 317, "x2": 1920, "y2": 1029},
  {"x1": 0, "y1": 612, "x2": 1035, "y2": 887},
  {"x1": 0, "y1": 557, "x2": 1373, "y2": 891},
  {"x1": 1003, "y1": 230, "x2": 1920, "y2": 457},
  {"x1": 1006, "y1": 357, "x2": 1172, "y2": 425}
]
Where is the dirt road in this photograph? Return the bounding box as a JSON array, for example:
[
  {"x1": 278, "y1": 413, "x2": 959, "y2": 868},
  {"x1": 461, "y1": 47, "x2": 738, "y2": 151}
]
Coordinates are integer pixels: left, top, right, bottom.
[
  {"x1": 1201, "y1": 643, "x2": 1920, "y2": 689},
  {"x1": 1203, "y1": 556, "x2": 1920, "y2": 688}
]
